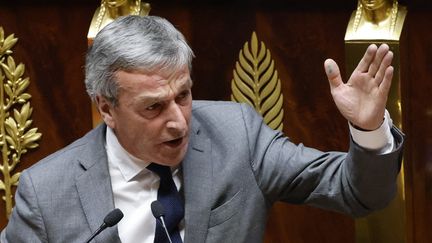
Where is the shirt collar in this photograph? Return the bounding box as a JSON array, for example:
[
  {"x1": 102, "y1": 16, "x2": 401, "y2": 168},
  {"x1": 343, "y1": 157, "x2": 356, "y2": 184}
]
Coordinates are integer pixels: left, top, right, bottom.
[{"x1": 105, "y1": 126, "x2": 151, "y2": 181}]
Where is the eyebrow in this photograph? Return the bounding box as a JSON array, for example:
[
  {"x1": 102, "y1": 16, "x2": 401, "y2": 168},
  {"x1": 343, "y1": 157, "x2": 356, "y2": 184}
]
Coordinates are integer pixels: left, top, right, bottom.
[
  {"x1": 133, "y1": 78, "x2": 192, "y2": 105},
  {"x1": 178, "y1": 77, "x2": 193, "y2": 90}
]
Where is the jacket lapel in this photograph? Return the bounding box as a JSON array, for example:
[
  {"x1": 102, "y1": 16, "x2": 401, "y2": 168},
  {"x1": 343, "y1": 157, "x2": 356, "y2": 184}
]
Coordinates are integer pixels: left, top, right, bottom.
[
  {"x1": 182, "y1": 119, "x2": 213, "y2": 242},
  {"x1": 75, "y1": 125, "x2": 121, "y2": 243}
]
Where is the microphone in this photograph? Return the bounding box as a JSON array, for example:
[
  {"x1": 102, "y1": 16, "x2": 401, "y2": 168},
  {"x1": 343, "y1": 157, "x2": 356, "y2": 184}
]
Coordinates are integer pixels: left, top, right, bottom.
[
  {"x1": 84, "y1": 208, "x2": 124, "y2": 243},
  {"x1": 151, "y1": 201, "x2": 173, "y2": 243}
]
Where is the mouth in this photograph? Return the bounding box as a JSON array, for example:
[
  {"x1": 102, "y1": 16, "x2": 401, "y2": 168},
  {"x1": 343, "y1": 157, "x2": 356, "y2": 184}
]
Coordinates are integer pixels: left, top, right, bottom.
[{"x1": 163, "y1": 137, "x2": 184, "y2": 148}]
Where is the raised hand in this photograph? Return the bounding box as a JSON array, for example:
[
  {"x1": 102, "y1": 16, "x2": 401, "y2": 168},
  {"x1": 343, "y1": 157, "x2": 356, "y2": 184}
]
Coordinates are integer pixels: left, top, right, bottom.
[{"x1": 324, "y1": 44, "x2": 394, "y2": 130}]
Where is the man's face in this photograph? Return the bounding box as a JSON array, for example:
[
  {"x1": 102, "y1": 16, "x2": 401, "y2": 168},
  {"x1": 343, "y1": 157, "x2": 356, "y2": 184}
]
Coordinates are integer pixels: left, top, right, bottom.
[{"x1": 97, "y1": 66, "x2": 192, "y2": 166}]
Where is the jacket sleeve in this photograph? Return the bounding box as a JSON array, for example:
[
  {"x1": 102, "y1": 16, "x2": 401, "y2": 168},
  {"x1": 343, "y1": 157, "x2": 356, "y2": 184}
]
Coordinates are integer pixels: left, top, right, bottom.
[{"x1": 241, "y1": 103, "x2": 405, "y2": 217}]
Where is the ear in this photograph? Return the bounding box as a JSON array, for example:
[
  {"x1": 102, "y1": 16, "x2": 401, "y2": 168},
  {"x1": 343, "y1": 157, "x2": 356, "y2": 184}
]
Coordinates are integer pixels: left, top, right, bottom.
[{"x1": 95, "y1": 95, "x2": 116, "y2": 129}]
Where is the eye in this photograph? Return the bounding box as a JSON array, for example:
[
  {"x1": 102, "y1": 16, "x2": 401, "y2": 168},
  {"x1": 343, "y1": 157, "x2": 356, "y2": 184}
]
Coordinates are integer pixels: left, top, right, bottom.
[
  {"x1": 176, "y1": 90, "x2": 190, "y2": 101},
  {"x1": 140, "y1": 102, "x2": 164, "y2": 119},
  {"x1": 146, "y1": 103, "x2": 162, "y2": 111}
]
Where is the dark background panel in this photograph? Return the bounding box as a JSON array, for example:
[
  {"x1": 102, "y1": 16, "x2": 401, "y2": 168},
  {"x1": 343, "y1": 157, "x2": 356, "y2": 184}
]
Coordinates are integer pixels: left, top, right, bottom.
[{"x1": 401, "y1": 8, "x2": 432, "y2": 243}]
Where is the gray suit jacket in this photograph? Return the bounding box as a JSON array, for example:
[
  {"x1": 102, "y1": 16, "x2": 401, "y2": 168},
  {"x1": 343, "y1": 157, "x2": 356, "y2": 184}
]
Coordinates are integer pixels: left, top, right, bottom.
[{"x1": 1, "y1": 101, "x2": 404, "y2": 243}]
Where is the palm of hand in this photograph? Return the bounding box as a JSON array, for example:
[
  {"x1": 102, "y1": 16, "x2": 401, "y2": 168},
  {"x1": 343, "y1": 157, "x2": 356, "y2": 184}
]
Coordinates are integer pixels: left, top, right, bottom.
[
  {"x1": 331, "y1": 70, "x2": 387, "y2": 130},
  {"x1": 325, "y1": 44, "x2": 394, "y2": 130}
]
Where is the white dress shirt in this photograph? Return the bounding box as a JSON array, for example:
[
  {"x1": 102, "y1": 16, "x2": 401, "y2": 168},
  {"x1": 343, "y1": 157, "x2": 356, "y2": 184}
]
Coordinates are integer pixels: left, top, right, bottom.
[
  {"x1": 349, "y1": 110, "x2": 395, "y2": 153},
  {"x1": 105, "y1": 127, "x2": 184, "y2": 243},
  {"x1": 105, "y1": 110, "x2": 394, "y2": 242}
]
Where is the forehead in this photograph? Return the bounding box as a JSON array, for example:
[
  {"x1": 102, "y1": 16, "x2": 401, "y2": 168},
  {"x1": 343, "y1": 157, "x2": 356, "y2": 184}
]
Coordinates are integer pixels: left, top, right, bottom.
[{"x1": 115, "y1": 67, "x2": 191, "y2": 93}]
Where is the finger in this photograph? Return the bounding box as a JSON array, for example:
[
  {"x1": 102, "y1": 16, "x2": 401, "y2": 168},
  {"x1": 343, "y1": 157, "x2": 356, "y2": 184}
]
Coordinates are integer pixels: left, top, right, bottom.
[
  {"x1": 324, "y1": 59, "x2": 343, "y2": 89},
  {"x1": 374, "y1": 51, "x2": 394, "y2": 86},
  {"x1": 355, "y1": 44, "x2": 378, "y2": 72},
  {"x1": 379, "y1": 66, "x2": 394, "y2": 95},
  {"x1": 368, "y1": 43, "x2": 390, "y2": 77}
]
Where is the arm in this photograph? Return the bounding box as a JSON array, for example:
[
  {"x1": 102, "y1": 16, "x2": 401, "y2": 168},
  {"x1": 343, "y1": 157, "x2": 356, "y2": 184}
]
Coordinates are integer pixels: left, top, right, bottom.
[
  {"x1": 243, "y1": 102, "x2": 404, "y2": 217},
  {"x1": 1, "y1": 170, "x2": 47, "y2": 243},
  {"x1": 247, "y1": 44, "x2": 404, "y2": 216}
]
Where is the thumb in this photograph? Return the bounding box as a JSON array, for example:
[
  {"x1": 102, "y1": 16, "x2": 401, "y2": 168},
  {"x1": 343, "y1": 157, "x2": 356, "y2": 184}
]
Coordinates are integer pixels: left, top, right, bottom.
[{"x1": 324, "y1": 59, "x2": 343, "y2": 89}]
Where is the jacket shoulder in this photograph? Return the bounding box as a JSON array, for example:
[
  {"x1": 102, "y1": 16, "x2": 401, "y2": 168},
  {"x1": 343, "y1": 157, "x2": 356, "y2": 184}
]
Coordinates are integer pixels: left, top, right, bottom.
[{"x1": 23, "y1": 125, "x2": 106, "y2": 181}]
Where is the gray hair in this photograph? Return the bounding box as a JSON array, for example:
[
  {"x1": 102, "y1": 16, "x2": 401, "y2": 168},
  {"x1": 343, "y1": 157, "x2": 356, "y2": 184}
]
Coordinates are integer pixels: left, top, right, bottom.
[{"x1": 85, "y1": 15, "x2": 194, "y2": 105}]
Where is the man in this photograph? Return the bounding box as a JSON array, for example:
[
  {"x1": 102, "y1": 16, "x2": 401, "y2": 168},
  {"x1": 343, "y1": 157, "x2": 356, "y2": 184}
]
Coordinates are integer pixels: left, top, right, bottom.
[{"x1": 1, "y1": 15, "x2": 404, "y2": 243}]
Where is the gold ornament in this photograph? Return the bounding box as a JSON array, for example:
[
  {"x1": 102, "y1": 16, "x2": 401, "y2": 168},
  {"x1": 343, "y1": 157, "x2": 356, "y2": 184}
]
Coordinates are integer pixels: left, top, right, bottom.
[
  {"x1": 231, "y1": 32, "x2": 284, "y2": 131},
  {"x1": 0, "y1": 27, "x2": 42, "y2": 219},
  {"x1": 353, "y1": 0, "x2": 399, "y2": 34},
  {"x1": 88, "y1": 0, "x2": 151, "y2": 41}
]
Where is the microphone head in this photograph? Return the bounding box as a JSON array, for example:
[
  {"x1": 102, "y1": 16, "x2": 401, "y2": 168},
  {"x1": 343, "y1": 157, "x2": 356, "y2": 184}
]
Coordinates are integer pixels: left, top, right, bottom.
[
  {"x1": 104, "y1": 208, "x2": 124, "y2": 227},
  {"x1": 151, "y1": 200, "x2": 165, "y2": 218}
]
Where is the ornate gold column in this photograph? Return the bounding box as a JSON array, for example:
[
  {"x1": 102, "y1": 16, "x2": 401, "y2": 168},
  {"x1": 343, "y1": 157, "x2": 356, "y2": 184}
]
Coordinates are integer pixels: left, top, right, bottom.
[
  {"x1": 345, "y1": 1, "x2": 407, "y2": 242},
  {"x1": 88, "y1": 0, "x2": 151, "y2": 127},
  {"x1": 88, "y1": 0, "x2": 151, "y2": 42}
]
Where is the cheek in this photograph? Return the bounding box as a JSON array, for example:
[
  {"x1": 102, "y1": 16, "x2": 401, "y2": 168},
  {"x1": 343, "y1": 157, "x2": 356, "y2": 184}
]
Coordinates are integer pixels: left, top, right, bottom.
[
  {"x1": 184, "y1": 109, "x2": 192, "y2": 121},
  {"x1": 125, "y1": 126, "x2": 155, "y2": 153},
  {"x1": 115, "y1": 116, "x2": 148, "y2": 140},
  {"x1": 182, "y1": 103, "x2": 193, "y2": 123},
  {"x1": 136, "y1": 120, "x2": 164, "y2": 141}
]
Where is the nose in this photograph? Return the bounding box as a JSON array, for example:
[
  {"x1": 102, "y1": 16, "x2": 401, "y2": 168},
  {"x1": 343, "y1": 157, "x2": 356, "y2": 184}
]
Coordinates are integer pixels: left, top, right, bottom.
[{"x1": 166, "y1": 102, "x2": 187, "y2": 134}]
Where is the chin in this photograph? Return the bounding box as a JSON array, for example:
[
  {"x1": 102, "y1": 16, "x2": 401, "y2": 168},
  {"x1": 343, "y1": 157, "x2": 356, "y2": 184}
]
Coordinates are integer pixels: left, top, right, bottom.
[
  {"x1": 157, "y1": 159, "x2": 183, "y2": 167},
  {"x1": 153, "y1": 152, "x2": 184, "y2": 166},
  {"x1": 158, "y1": 146, "x2": 188, "y2": 166}
]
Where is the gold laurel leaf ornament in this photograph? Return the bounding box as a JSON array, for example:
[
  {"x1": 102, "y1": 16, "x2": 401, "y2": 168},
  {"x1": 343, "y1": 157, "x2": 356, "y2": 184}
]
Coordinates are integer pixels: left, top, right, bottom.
[
  {"x1": 231, "y1": 32, "x2": 284, "y2": 131},
  {"x1": 0, "y1": 27, "x2": 42, "y2": 219}
]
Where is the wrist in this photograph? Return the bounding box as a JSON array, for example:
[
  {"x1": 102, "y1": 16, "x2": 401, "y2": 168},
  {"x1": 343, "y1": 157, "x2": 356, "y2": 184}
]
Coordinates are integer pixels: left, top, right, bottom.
[
  {"x1": 349, "y1": 110, "x2": 393, "y2": 151},
  {"x1": 351, "y1": 123, "x2": 377, "y2": 132},
  {"x1": 350, "y1": 119, "x2": 384, "y2": 132}
]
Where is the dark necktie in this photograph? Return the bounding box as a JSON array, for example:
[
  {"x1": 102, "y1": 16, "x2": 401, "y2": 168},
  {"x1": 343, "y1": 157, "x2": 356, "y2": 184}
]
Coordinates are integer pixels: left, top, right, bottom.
[{"x1": 147, "y1": 163, "x2": 184, "y2": 243}]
